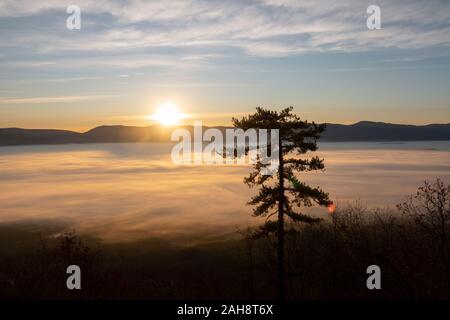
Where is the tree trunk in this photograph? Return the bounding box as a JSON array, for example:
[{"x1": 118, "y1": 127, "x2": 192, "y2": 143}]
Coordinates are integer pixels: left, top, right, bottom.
[{"x1": 277, "y1": 134, "x2": 285, "y2": 300}]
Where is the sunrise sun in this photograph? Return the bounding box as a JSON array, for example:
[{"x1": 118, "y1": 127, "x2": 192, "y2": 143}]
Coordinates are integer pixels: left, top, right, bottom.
[{"x1": 148, "y1": 102, "x2": 188, "y2": 126}]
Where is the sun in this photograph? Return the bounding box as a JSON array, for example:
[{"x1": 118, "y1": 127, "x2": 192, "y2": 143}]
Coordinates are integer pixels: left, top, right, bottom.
[{"x1": 148, "y1": 102, "x2": 188, "y2": 126}]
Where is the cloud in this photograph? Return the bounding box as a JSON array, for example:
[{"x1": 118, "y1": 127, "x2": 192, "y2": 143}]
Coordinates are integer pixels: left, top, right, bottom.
[
  {"x1": 0, "y1": 95, "x2": 119, "y2": 105},
  {"x1": 0, "y1": 0, "x2": 449, "y2": 59},
  {"x1": 11, "y1": 76, "x2": 102, "y2": 83},
  {"x1": 2, "y1": 54, "x2": 208, "y2": 70}
]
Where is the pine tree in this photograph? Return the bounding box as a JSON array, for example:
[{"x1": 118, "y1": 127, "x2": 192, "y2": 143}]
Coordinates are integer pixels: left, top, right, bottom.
[{"x1": 232, "y1": 107, "x2": 332, "y2": 300}]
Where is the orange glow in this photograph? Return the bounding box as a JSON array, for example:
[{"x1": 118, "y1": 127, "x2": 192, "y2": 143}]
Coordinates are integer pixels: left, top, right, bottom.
[{"x1": 327, "y1": 202, "x2": 336, "y2": 214}]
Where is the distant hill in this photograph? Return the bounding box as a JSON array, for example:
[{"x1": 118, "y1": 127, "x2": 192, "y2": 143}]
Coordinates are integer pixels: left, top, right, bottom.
[
  {"x1": 321, "y1": 121, "x2": 450, "y2": 141},
  {"x1": 1, "y1": 121, "x2": 450, "y2": 146},
  {"x1": 0, "y1": 128, "x2": 83, "y2": 146}
]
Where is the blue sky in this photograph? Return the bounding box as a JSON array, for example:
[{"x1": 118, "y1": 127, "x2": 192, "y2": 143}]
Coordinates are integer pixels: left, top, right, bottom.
[{"x1": 0, "y1": 0, "x2": 449, "y2": 130}]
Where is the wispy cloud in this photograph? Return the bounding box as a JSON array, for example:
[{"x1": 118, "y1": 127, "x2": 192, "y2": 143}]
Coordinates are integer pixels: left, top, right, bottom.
[
  {"x1": 0, "y1": 95, "x2": 119, "y2": 105},
  {"x1": 9, "y1": 76, "x2": 102, "y2": 83},
  {"x1": 1, "y1": 0, "x2": 450, "y2": 58}
]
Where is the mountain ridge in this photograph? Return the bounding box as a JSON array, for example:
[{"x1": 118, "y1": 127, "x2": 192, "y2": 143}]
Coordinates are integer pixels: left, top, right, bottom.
[{"x1": 1, "y1": 121, "x2": 450, "y2": 146}]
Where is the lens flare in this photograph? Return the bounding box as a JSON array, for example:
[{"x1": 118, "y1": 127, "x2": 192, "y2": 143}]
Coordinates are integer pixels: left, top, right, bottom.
[{"x1": 327, "y1": 202, "x2": 336, "y2": 214}]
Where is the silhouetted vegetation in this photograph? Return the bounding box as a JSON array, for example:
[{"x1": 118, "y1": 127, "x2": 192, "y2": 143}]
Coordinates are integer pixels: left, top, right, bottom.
[
  {"x1": 233, "y1": 107, "x2": 332, "y2": 299},
  {"x1": 0, "y1": 179, "x2": 449, "y2": 299}
]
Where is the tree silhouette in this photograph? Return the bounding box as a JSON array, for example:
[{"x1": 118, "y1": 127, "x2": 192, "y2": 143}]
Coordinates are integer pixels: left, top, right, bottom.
[
  {"x1": 232, "y1": 107, "x2": 332, "y2": 299},
  {"x1": 397, "y1": 179, "x2": 450, "y2": 287}
]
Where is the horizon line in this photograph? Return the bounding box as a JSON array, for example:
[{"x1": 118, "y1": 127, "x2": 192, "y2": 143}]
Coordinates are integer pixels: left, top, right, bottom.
[{"x1": 2, "y1": 120, "x2": 450, "y2": 134}]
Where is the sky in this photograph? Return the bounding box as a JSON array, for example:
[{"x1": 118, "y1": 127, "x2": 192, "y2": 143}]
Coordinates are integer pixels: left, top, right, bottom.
[{"x1": 0, "y1": 0, "x2": 450, "y2": 131}]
